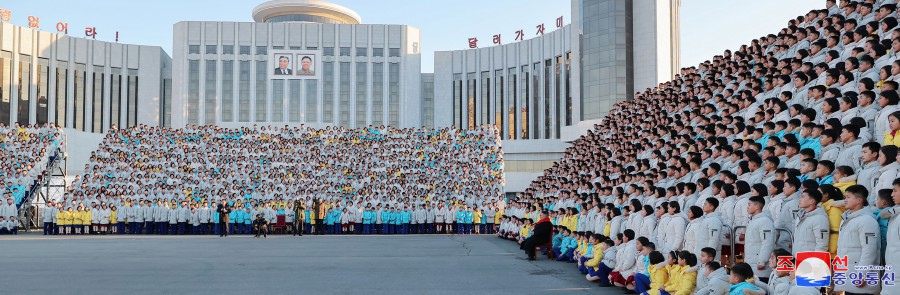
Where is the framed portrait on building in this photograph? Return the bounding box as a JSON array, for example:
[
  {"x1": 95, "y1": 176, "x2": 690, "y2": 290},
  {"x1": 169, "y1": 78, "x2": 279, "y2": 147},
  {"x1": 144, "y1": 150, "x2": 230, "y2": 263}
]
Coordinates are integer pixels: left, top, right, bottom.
[
  {"x1": 295, "y1": 54, "x2": 316, "y2": 77},
  {"x1": 270, "y1": 50, "x2": 319, "y2": 80},
  {"x1": 273, "y1": 53, "x2": 293, "y2": 76}
]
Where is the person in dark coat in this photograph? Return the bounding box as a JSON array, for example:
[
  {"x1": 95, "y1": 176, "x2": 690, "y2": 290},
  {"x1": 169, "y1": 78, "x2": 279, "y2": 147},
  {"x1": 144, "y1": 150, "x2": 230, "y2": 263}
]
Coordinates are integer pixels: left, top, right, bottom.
[
  {"x1": 521, "y1": 210, "x2": 553, "y2": 260},
  {"x1": 217, "y1": 200, "x2": 232, "y2": 237}
]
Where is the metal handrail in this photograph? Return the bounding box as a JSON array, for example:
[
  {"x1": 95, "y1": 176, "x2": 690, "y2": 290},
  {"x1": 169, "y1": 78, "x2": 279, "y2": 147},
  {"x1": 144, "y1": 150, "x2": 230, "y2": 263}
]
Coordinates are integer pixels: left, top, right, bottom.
[{"x1": 776, "y1": 227, "x2": 794, "y2": 253}]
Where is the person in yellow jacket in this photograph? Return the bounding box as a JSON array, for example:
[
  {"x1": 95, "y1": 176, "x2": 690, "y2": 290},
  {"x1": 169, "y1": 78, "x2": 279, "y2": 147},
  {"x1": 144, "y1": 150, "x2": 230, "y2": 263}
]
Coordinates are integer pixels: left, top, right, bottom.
[
  {"x1": 884, "y1": 111, "x2": 900, "y2": 146},
  {"x1": 583, "y1": 236, "x2": 606, "y2": 275},
  {"x1": 644, "y1": 251, "x2": 669, "y2": 295},
  {"x1": 820, "y1": 184, "x2": 847, "y2": 256},
  {"x1": 72, "y1": 206, "x2": 85, "y2": 235},
  {"x1": 110, "y1": 205, "x2": 119, "y2": 234},
  {"x1": 669, "y1": 250, "x2": 697, "y2": 295},
  {"x1": 473, "y1": 209, "x2": 482, "y2": 234},
  {"x1": 831, "y1": 166, "x2": 856, "y2": 193},
  {"x1": 56, "y1": 208, "x2": 69, "y2": 235},
  {"x1": 81, "y1": 206, "x2": 92, "y2": 235},
  {"x1": 661, "y1": 251, "x2": 682, "y2": 294}
]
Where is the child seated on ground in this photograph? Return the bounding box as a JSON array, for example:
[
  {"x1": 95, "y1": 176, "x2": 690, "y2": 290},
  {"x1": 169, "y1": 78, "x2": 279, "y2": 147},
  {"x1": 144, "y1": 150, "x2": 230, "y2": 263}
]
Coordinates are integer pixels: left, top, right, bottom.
[
  {"x1": 729, "y1": 263, "x2": 762, "y2": 295},
  {"x1": 642, "y1": 250, "x2": 668, "y2": 295}
]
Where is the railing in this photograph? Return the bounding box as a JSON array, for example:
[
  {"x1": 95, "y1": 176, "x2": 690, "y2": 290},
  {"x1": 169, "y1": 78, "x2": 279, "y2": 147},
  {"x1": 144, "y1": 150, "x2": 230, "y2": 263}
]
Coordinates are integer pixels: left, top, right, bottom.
[{"x1": 16, "y1": 143, "x2": 64, "y2": 231}]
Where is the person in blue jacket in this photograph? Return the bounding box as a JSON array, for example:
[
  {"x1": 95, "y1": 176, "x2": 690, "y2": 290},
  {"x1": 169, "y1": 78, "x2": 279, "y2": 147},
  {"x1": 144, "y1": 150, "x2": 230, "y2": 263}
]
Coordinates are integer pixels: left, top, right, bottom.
[
  {"x1": 393, "y1": 207, "x2": 403, "y2": 234},
  {"x1": 242, "y1": 208, "x2": 253, "y2": 235},
  {"x1": 400, "y1": 207, "x2": 411, "y2": 234},
  {"x1": 304, "y1": 207, "x2": 312, "y2": 235},
  {"x1": 456, "y1": 206, "x2": 466, "y2": 234},
  {"x1": 322, "y1": 209, "x2": 334, "y2": 234},
  {"x1": 234, "y1": 207, "x2": 246, "y2": 234},
  {"x1": 211, "y1": 203, "x2": 220, "y2": 236},
  {"x1": 362, "y1": 205, "x2": 374, "y2": 234},
  {"x1": 227, "y1": 207, "x2": 237, "y2": 235}
]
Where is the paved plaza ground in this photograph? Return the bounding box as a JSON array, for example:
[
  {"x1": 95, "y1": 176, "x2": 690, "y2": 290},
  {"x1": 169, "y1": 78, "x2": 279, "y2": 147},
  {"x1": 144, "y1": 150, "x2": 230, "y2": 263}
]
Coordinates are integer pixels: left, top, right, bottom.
[{"x1": 0, "y1": 234, "x2": 623, "y2": 295}]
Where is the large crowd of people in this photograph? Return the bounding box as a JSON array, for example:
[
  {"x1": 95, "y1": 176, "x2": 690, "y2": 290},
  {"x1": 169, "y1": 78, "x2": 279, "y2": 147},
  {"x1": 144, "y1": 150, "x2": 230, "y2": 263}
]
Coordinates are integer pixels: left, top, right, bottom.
[
  {"x1": 39, "y1": 125, "x2": 506, "y2": 237},
  {"x1": 0, "y1": 123, "x2": 63, "y2": 235},
  {"x1": 501, "y1": 0, "x2": 900, "y2": 294}
]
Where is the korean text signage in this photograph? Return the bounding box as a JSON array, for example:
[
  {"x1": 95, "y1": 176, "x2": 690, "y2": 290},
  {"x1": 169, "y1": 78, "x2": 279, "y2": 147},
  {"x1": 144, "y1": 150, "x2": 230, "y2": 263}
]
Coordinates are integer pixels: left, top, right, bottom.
[
  {"x1": 0, "y1": 8, "x2": 120, "y2": 42},
  {"x1": 776, "y1": 251, "x2": 895, "y2": 288},
  {"x1": 467, "y1": 16, "x2": 564, "y2": 49}
]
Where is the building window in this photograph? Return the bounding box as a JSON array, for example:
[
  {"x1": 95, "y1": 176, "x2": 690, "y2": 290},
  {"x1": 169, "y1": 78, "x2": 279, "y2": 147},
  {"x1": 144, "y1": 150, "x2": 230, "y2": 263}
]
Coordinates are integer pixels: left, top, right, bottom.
[
  {"x1": 565, "y1": 52, "x2": 572, "y2": 126},
  {"x1": 355, "y1": 62, "x2": 367, "y2": 128},
  {"x1": 91, "y1": 65, "x2": 104, "y2": 132},
  {"x1": 356, "y1": 47, "x2": 368, "y2": 57},
  {"x1": 238, "y1": 61, "x2": 250, "y2": 122},
  {"x1": 495, "y1": 69, "x2": 504, "y2": 138},
  {"x1": 127, "y1": 69, "x2": 138, "y2": 127},
  {"x1": 388, "y1": 62, "x2": 399, "y2": 126},
  {"x1": 0, "y1": 52, "x2": 10, "y2": 125},
  {"x1": 339, "y1": 62, "x2": 351, "y2": 126},
  {"x1": 520, "y1": 65, "x2": 528, "y2": 139},
  {"x1": 223, "y1": 45, "x2": 234, "y2": 55},
  {"x1": 221, "y1": 61, "x2": 234, "y2": 122},
  {"x1": 255, "y1": 60, "x2": 267, "y2": 122},
  {"x1": 162, "y1": 78, "x2": 171, "y2": 127},
  {"x1": 388, "y1": 48, "x2": 400, "y2": 57},
  {"x1": 187, "y1": 60, "x2": 200, "y2": 125},
  {"x1": 206, "y1": 45, "x2": 218, "y2": 55},
  {"x1": 256, "y1": 46, "x2": 267, "y2": 55},
  {"x1": 372, "y1": 63, "x2": 383, "y2": 125},
  {"x1": 289, "y1": 46, "x2": 303, "y2": 50},
  {"x1": 452, "y1": 73, "x2": 461, "y2": 128},
  {"x1": 205, "y1": 60, "x2": 217, "y2": 124},
  {"x1": 323, "y1": 47, "x2": 335, "y2": 56},
  {"x1": 17, "y1": 55, "x2": 32, "y2": 125},
  {"x1": 36, "y1": 59, "x2": 49, "y2": 125},
  {"x1": 339, "y1": 47, "x2": 351, "y2": 57},
  {"x1": 289, "y1": 80, "x2": 301, "y2": 122},
  {"x1": 548, "y1": 58, "x2": 555, "y2": 139},
  {"x1": 55, "y1": 61, "x2": 67, "y2": 127},
  {"x1": 306, "y1": 47, "x2": 318, "y2": 51},
  {"x1": 532, "y1": 62, "x2": 540, "y2": 139},
  {"x1": 110, "y1": 68, "x2": 121, "y2": 128},
  {"x1": 323, "y1": 62, "x2": 334, "y2": 123},
  {"x1": 422, "y1": 76, "x2": 434, "y2": 129},
  {"x1": 467, "y1": 72, "x2": 476, "y2": 129},
  {"x1": 305, "y1": 79, "x2": 317, "y2": 122},
  {"x1": 74, "y1": 64, "x2": 86, "y2": 131},
  {"x1": 481, "y1": 71, "x2": 490, "y2": 126},
  {"x1": 508, "y1": 68, "x2": 516, "y2": 140},
  {"x1": 189, "y1": 45, "x2": 200, "y2": 54},
  {"x1": 272, "y1": 79, "x2": 284, "y2": 122},
  {"x1": 373, "y1": 48, "x2": 384, "y2": 57},
  {"x1": 239, "y1": 46, "x2": 251, "y2": 55}
]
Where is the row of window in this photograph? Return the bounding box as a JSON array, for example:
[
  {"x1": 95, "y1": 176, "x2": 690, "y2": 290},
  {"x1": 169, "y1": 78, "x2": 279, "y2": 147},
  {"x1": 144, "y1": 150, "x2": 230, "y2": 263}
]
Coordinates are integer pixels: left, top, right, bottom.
[
  {"x1": 452, "y1": 52, "x2": 572, "y2": 140},
  {"x1": 188, "y1": 45, "x2": 401, "y2": 57},
  {"x1": 186, "y1": 60, "x2": 402, "y2": 127},
  {"x1": 0, "y1": 51, "x2": 139, "y2": 132}
]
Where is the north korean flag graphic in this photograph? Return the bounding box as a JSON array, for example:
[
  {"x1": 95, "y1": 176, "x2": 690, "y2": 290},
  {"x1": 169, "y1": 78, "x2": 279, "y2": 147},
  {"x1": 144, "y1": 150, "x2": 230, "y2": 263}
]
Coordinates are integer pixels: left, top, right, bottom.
[{"x1": 795, "y1": 251, "x2": 831, "y2": 287}]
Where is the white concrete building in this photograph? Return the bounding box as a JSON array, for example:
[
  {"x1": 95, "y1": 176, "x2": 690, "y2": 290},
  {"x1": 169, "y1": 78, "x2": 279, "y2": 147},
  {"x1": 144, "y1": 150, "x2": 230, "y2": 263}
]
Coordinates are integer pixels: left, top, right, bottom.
[
  {"x1": 434, "y1": 0, "x2": 680, "y2": 191},
  {"x1": 169, "y1": 0, "x2": 423, "y2": 129}
]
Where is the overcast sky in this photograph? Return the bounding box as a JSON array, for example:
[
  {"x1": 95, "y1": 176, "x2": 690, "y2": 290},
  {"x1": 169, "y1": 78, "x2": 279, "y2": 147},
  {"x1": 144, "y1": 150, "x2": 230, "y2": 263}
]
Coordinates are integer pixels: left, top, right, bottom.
[{"x1": 3, "y1": 0, "x2": 823, "y2": 72}]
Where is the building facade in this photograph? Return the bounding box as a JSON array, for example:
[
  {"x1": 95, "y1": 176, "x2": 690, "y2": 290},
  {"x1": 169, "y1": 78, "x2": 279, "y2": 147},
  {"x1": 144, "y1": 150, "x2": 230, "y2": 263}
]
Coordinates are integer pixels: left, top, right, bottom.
[
  {"x1": 0, "y1": 22, "x2": 170, "y2": 133},
  {"x1": 170, "y1": 0, "x2": 422, "y2": 129},
  {"x1": 434, "y1": 0, "x2": 680, "y2": 191}
]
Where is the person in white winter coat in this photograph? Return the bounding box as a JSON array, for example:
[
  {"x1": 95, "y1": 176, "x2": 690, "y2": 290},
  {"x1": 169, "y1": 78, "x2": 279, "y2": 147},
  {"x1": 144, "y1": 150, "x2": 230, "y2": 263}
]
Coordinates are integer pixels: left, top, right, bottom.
[
  {"x1": 662, "y1": 201, "x2": 687, "y2": 254},
  {"x1": 792, "y1": 189, "x2": 830, "y2": 255},
  {"x1": 638, "y1": 205, "x2": 657, "y2": 243},
  {"x1": 856, "y1": 142, "x2": 883, "y2": 206},
  {"x1": 834, "y1": 185, "x2": 882, "y2": 295},
  {"x1": 776, "y1": 178, "x2": 802, "y2": 250},
  {"x1": 684, "y1": 206, "x2": 704, "y2": 257},
  {"x1": 694, "y1": 261, "x2": 729, "y2": 295},
  {"x1": 883, "y1": 178, "x2": 900, "y2": 295},
  {"x1": 874, "y1": 91, "x2": 900, "y2": 140},
  {"x1": 743, "y1": 196, "x2": 776, "y2": 279},
  {"x1": 696, "y1": 198, "x2": 724, "y2": 262}
]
